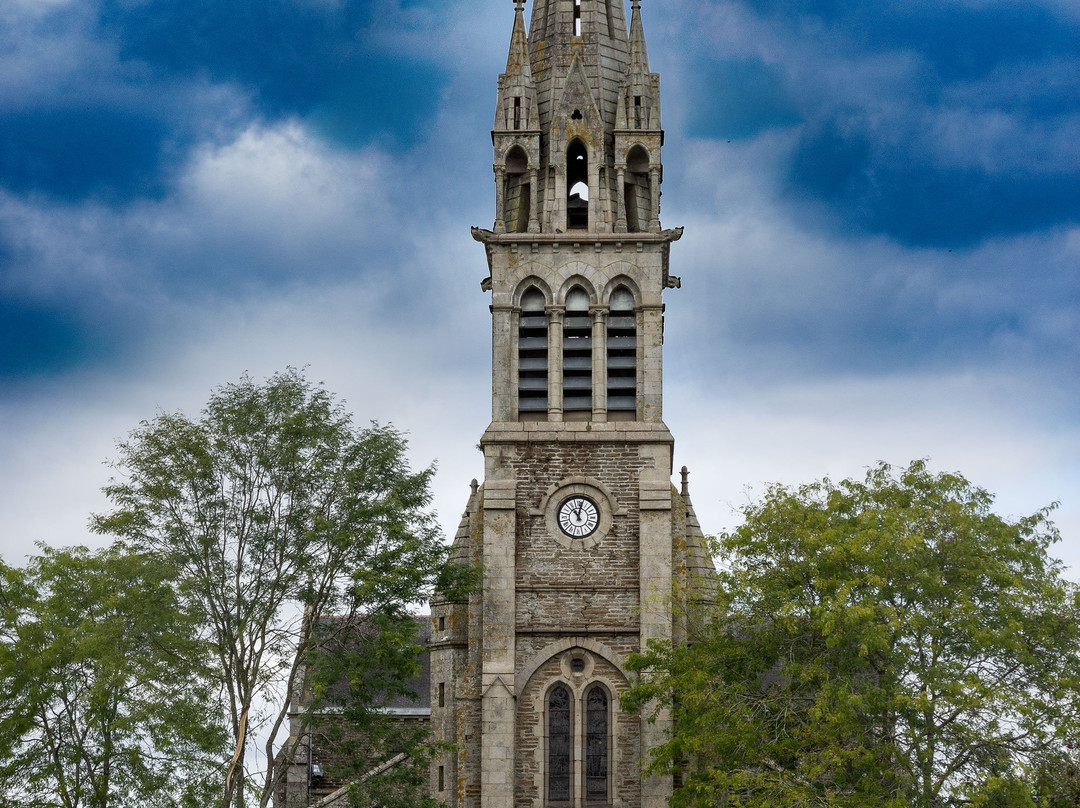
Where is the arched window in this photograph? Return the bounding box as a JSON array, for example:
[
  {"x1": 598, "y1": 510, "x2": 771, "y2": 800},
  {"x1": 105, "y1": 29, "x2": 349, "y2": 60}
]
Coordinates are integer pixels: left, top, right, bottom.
[
  {"x1": 519, "y1": 288, "x2": 548, "y2": 417},
  {"x1": 567, "y1": 140, "x2": 589, "y2": 230},
  {"x1": 548, "y1": 686, "x2": 572, "y2": 803},
  {"x1": 624, "y1": 146, "x2": 651, "y2": 232},
  {"x1": 585, "y1": 686, "x2": 609, "y2": 803},
  {"x1": 606, "y1": 286, "x2": 636, "y2": 418},
  {"x1": 563, "y1": 287, "x2": 592, "y2": 415},
  {"x1": 504, "y1": 146, "x2": 530, "y2": 233}
]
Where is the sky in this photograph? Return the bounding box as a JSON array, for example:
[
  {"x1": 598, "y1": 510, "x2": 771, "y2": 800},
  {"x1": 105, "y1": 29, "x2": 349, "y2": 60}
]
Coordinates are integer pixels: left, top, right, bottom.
[{"x1": 1, "y1": 0, "x2": 1078, "y2": 575}]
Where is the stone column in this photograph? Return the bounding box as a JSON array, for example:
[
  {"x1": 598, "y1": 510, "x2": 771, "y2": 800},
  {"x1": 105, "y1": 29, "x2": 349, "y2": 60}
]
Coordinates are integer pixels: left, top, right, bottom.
[
  {"x1": 648, "y1": 167, "x2": 661, "y2": 231},
  {"x1": 553, "y1": 163, "x2": 567, "y2": 232},
  {"x1": 638, "y1": 458, "x2": 674, "y2": 808},
  {"x1": 494, "y1": 166, "x2": 507, "y2": 233},
  {"x1": 480, "y1": 479, "x2": 517, "y2": 808},
  {"x1": 614, "y1": 166, "x2": 627, "y2": 233},
  {"x1": 547, "y1": 307, "x2": 564, "y2": 422},
  {"x1": 491, "y1": 303, "x2": 516, "y2": 422},
  {"x1": 527, "y1": 168, "x2": 540, "y2": 233},
  {"x1": 639, "y1": 304, "x2": 663, "y2": 422},
  {"x1": 589, "y1": 157, "x2": 600, "y2": 232},
  {"x1": 598, "y1": 167, "x2": 612, "y2": 233},
  {"x1": 591, "y1": 305, "x2": 607, "y2": 422}
]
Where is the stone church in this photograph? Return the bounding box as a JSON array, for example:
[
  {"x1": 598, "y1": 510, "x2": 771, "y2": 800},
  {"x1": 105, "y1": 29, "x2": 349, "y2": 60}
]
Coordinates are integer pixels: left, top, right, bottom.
[
  {"x1": 429, "y1": 1, "x2": 714, "y2": 807},
  {"x1": 279, "y1": 1, "x2": 714, "y2": 806}
]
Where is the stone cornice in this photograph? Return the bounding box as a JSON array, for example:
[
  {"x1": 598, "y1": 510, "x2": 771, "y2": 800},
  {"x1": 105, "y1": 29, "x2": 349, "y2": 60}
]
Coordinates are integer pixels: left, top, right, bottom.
[
  {"x1": 472, "y1": 226, "x2": 683, "y2": 245},
  {"x1": 481, "y1": 420, "x2": 675, "y2": 446}
]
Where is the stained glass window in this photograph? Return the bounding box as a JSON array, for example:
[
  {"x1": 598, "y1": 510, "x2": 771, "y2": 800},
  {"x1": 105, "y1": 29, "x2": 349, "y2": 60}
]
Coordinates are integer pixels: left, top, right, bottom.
[
  {"x1": 585, "y1": 686, "x2": 608, "y2": 802},
  {"x1": 548, "y1": 686, "x2": 572, "y2": 802}
]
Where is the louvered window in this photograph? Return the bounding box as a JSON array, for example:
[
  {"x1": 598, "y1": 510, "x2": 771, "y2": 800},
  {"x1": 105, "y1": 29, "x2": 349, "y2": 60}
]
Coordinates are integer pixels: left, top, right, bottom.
[
  {"x1": 585, "y1": 686, "x2": 609, "y2": 803},
  {"x1": 548, "y1": 686, "x2": 572, "y2": 802},
  {"x1": 519, "y1": 288, "x2": 548, "y2": 415},
  {"x1": 563, "y1": 287, "x2": 592, "y2": 414},
  {"x1": 606, "y1": 287, "x2": 636, "y2": 415}
]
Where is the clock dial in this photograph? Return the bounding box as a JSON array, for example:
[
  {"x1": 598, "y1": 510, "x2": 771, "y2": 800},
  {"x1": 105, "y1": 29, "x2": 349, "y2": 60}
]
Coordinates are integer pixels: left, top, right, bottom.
[{"x1": 557, "y1": 495, "x2": 600, "y2": 538}]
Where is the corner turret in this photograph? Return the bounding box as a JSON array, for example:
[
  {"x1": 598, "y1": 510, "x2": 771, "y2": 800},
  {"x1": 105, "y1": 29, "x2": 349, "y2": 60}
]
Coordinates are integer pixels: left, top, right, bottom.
[{"x1": 493, "y1": 0, "x2": 541, "y2": 233}]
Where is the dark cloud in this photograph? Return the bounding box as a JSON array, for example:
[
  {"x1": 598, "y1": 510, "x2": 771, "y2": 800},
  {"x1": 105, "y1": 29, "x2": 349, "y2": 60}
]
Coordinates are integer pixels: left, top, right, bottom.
[
  {"x1": 740, "y1": 0, "x2": 1080, "y2": 80},
  {"x1": 0, "y1": 0, "x2": 450, "y2": 206},
  {"x1": 100, "y1": 0, "x2": 448, "y2": 148},
  {"x1": 671, "y1": 0, "x2": 1080, "y2": 248},
  {"x1": 0, "y1": 298, "x2": 95, "y2": 378},
  {"x1": 0, "y1": 107, "x2": 172, "y2": 202},
  {"x1": 787, "y1": 118, "x2": 1080, "y2": 248},
  {"x1": 686, "y1": 58, "x2": 802, "y2": 140}
]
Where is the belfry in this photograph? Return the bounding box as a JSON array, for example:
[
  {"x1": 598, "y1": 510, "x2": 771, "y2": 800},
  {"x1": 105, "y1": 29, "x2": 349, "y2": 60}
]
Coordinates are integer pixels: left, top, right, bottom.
[{"x1": 429, "y1": 2, "x2": 714, "y2": 807}]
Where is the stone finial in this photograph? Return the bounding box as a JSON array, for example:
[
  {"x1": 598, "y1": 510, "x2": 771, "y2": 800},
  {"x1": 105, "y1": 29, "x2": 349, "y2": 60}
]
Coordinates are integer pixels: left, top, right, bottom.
[
  {"x1": 680, "y1": 466, "x2": 689, "y2": 497},
  {"x1": 470, "y1": 478, "x2": 479, "y2": 495},
  {"x1": 514, "y1": 0, "x2": 525, "y2": 9}
]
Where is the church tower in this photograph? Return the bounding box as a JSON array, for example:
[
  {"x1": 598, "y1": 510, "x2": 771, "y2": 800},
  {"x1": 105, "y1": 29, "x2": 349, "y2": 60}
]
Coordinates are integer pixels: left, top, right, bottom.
[{"x1": 429, "y1": 2, "x2": 713, "y2": 807}]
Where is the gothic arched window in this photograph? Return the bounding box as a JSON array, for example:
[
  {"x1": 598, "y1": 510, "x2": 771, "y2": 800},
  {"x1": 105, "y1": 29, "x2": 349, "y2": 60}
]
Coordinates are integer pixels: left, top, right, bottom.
[
  {"x1": 567, "y1": 139, "x2": 589, "y2": 230},
  {"x1": 563, "y1": 287, "x2": 592, "y2": 415},
  {"x1": 519, "y1": 287, "x2": 548, "y2": 417},
  {"x1": 548, "y1": 686, "x2": 572, "y2": 803},
  {"x1": 585, "y1": 686, "x2": 609, "y2": 803},
  {"x1": 624, "y1": 146, "x2": 651, "y2": 232},
  {"x1": 606, "y1": 286, "x2": 637, "y2": 417}
]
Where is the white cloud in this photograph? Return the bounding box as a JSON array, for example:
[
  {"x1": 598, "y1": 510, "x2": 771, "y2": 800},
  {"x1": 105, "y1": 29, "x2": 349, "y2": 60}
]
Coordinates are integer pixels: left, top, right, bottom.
[
  {"x1": 0, "y1": 120, "x2": 419, "y2": 308},
  {"x1": 665, "y1": 370, "x2": 1080, "y2": 573}
]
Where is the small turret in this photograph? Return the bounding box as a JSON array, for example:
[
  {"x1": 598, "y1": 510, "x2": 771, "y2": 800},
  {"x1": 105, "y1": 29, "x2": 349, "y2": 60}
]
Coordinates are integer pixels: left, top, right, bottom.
[
  {"x1": 615, "y1": 0, "x2": 663, "y2": 232},
  {"x1": 493, "y1": 0, "x2": 542, "y2": 233}
]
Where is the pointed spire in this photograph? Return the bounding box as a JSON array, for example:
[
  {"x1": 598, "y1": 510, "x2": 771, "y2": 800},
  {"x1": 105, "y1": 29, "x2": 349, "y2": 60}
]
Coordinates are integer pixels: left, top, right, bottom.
[
  {"x1": 506, "y1": 0, "x2": 529, "y2": 75},
  {"x1": 628, "y1": 0, "x2": 650, "y2": 75},
  {"x1": 494, "y1": 0, "x2": 539, "y2": 133}
]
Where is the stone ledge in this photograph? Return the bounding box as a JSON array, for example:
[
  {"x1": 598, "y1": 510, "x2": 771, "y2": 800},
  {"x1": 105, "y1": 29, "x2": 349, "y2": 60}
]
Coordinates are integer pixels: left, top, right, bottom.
[{"x1": 482, "y1": 421, "x2": 674, "y2": 445}]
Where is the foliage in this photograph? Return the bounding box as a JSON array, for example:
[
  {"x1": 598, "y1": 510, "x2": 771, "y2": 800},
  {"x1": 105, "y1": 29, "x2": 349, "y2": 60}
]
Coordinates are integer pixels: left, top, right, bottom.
[
  {"x1": 624, "y1": 460, "x2": 1080, "y2": 808},
  {"x1": 92, "y1": 368, "x2": 470, "y2": 808},
  {"x1": 0, "y1": 544, "x2": 226, "y2": 808},
  {"x1": 305, "y1": 612, "x2": 445, "y2": 808},
  {"x1": 1031, "y1": 746, "x2": 1080, "y2": 807}
]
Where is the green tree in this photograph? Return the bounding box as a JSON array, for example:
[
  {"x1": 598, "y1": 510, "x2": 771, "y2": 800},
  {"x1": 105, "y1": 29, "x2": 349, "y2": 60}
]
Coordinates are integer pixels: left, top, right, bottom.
[
  {"x1": 92, "y1": 368, "x2": 464, "y2": 808},
  {"x1": 1031, "y1": 746, "x2": 1080, "y2": 807},
  {"x1": 625, "y1": 461, "x2": 1080, "y2": 808},
  {"x1": 304, "y1": 612, "x2": 445, "y2": 808},
  {"x1": 0, "y1": 544, "x2": 226, "y2": 808}
]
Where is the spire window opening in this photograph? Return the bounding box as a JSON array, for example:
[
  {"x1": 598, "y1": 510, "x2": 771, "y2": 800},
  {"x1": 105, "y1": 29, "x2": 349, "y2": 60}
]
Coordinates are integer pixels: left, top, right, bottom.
[
  {"x1": 518, "y1": 288, "x2": 548, "y2": 419},
  {"x1": 567, "y1": 140, "x2": 589, "y2": 230},
  {"x1": 513, "y1": 96, "x2": 522, "y2": 129},
  {"x1": 504, "y1": 146, "x2": 531, "y2": 233},
  {"x1": 563, "y1": 287, "x2": 592, "y2": 415},
  {"x1": 606, "y1": 286, "x2": 637, "y2": 418},
  {"x1": 623, "y1": 145, "x2": 651, "y2": 232},
  {"x1": 634, "y1": 95, "x2": 643, "y2": 128},
  {"x1": 574, "y1": 0, "x2": 582, "y2": 36}
]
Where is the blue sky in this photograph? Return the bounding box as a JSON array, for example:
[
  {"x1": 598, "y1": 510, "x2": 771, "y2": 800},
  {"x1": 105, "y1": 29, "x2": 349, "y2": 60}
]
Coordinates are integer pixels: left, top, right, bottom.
[{"x1": 1, "y1": 0, "x2": 1078, "y2": 572}]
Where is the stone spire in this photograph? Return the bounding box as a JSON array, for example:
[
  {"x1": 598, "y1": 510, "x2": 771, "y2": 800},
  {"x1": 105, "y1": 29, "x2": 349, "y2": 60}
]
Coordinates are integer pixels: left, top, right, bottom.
[
  {"x1": 494, "y1": 0, "x2": 539, "y2": 133},
  {"x1": 627, "y1": 0, "x2": 650, "y2": 76}
]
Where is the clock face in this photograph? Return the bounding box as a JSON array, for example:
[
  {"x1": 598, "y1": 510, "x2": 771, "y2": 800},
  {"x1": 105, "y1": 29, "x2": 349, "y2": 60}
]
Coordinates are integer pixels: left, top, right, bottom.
[{"x1": 557, "y1": 495, "x2": 600, "y2": 538}]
